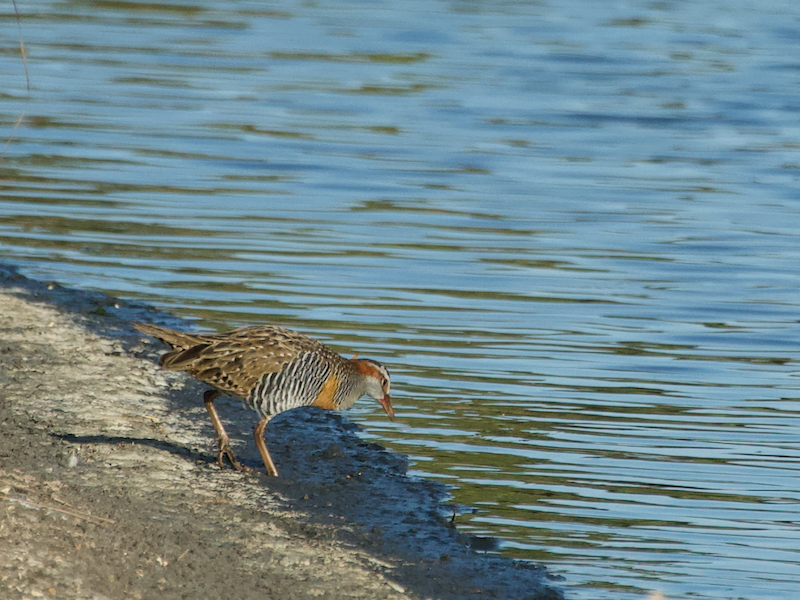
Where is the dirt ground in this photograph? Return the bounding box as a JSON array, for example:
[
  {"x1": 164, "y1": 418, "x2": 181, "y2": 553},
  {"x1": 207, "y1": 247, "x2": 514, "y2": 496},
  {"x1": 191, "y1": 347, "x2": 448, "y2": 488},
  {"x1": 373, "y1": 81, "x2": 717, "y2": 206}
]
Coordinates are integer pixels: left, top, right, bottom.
[{"x1": 0, "y1": 263, "x2": 562, "y2": 600}]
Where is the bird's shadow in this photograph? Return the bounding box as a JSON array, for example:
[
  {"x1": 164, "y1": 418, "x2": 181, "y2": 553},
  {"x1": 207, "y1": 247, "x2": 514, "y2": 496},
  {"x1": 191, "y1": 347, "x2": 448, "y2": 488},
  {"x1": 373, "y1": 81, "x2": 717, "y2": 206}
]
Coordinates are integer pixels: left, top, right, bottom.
[{"x1": 52, "y1": 431, "x2": 220, "y2": 468}]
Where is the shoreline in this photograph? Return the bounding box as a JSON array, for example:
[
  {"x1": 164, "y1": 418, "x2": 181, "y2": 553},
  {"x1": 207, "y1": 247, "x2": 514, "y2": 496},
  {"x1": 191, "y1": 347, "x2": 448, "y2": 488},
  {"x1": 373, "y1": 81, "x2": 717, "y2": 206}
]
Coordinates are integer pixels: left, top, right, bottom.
[{"x1": 0, "y1": 263, "x2": 561, "y2": 600}]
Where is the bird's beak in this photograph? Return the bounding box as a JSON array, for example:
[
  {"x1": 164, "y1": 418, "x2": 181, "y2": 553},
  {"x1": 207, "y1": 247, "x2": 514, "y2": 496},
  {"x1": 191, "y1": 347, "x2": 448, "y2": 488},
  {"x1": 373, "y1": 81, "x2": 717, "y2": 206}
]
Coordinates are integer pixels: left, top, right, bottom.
[{"x1": 379, "y1": 394, "x2": 395, "y2": 421}]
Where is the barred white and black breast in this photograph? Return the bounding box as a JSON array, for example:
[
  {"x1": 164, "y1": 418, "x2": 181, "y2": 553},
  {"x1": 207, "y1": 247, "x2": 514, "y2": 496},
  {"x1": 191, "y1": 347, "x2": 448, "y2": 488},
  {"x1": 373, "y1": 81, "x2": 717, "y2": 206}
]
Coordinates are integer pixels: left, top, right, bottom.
[{"x1": 250, "y1": 350, "x2": 334, "y2": 416}]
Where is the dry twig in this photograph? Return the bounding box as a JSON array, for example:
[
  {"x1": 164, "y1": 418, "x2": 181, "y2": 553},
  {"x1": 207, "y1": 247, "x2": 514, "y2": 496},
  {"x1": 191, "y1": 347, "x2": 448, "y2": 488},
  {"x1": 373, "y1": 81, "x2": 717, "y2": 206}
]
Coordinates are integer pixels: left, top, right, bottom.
[{"x1": 0, "y1": 491, "x2": 116, "y2": 525}]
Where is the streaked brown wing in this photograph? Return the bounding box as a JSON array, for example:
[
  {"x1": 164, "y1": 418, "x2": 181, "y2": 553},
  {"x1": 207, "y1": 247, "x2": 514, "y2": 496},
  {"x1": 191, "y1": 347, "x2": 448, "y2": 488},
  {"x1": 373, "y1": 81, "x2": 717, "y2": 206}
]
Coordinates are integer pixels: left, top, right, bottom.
[{"x1": 159, "y1": 326, "x2": 321, "y2": 398}]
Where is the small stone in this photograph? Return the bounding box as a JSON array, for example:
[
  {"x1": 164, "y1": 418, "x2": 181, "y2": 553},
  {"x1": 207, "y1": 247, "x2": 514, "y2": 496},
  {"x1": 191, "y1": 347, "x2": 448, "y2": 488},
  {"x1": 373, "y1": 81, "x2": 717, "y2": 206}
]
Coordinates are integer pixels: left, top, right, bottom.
[{"x1": 320, "y1": 444, "x2": 345, "y2": 459}]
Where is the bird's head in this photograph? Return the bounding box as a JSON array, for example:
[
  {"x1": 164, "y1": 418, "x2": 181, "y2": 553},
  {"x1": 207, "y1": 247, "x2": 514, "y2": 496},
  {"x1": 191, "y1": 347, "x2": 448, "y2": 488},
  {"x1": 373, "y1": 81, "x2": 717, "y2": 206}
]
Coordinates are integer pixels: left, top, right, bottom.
[{"x1": 353, "y1": 358, "x2": 394, "y2": 420}]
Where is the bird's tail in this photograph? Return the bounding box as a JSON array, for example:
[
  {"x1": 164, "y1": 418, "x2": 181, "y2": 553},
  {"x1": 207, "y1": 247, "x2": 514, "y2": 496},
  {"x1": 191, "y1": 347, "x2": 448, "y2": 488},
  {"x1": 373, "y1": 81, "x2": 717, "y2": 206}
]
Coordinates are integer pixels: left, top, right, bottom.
[{"x1": 133, "y1": 322, "x2": 202, "y2": 351}]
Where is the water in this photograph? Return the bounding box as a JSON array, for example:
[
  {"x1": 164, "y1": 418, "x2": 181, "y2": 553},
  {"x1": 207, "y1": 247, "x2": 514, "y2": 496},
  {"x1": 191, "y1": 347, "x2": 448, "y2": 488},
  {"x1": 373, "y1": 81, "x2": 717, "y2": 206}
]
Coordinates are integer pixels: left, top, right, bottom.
[{"x1": 3, "y1": 1, "x2": 800, "y2": 598}]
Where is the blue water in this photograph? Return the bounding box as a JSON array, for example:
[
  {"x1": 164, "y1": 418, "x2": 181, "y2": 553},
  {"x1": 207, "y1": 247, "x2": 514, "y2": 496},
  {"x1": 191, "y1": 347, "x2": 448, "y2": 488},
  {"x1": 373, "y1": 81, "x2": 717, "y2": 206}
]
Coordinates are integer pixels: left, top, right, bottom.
[{"x1": 3, "y1": 1, "x2": 800, "y2": 598}]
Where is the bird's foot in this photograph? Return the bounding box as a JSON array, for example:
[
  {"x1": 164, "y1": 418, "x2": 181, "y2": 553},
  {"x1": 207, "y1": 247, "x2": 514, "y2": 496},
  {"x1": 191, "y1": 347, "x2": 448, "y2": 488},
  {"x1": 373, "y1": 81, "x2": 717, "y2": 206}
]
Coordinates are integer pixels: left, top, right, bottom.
[{"x1": 215, "y1": 438, "x2": 252, "y2": 472}]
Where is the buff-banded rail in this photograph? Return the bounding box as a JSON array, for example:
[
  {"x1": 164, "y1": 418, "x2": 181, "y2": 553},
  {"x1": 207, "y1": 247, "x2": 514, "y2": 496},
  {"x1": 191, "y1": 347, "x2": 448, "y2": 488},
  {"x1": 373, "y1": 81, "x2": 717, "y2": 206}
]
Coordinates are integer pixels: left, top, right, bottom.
[{"x1": 134, "y1": 322, "x2": 394, "y2": 476}]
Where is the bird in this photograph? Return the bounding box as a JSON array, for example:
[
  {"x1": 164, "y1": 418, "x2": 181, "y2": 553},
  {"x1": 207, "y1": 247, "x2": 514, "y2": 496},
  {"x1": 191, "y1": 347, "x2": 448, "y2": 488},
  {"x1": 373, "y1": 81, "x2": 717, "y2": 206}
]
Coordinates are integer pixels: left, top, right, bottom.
[{"x1": 133, "y1": 322, "x2": 393, "y2": 476}]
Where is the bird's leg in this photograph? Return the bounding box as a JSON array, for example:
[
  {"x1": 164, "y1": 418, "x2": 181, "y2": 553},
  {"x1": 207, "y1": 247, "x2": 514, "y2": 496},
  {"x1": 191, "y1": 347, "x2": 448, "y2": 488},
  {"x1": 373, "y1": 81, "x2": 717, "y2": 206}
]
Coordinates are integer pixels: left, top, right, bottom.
[
  {"x1": 203, "y1": 390, "x2": 250, "y2": 472},
  {"x1": 253, "y1": 415, "x2": 279, "y2": 477}
]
